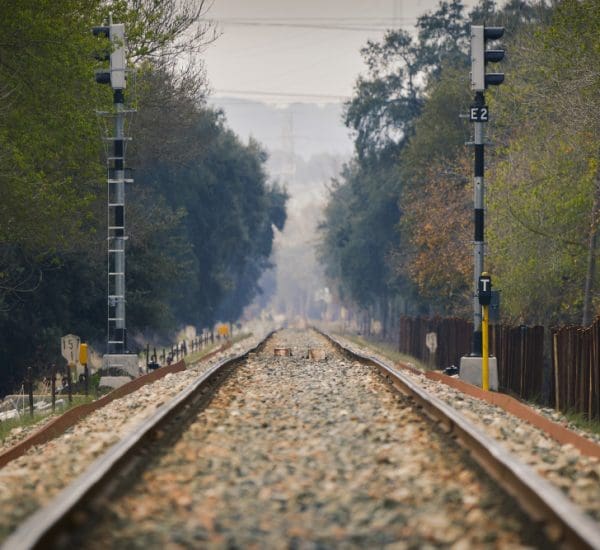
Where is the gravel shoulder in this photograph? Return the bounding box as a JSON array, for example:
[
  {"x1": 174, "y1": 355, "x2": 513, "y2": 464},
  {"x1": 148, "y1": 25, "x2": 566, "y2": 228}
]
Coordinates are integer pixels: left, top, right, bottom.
[
  {"x1": 83, "y1": 329, "x2": 549, "y2": 549},
  {"x1": 0, "y1": 408, "x2": 65, "y2": 454},
  {"x1": 0, "y1": 339, "x2": 254, "y2": 455},
  {"x1": 0, "y1": 334, "x2": 263, "y2": 542},
  {"x1": 332, "y1": 332, "x2": 600, "y2": 524}
]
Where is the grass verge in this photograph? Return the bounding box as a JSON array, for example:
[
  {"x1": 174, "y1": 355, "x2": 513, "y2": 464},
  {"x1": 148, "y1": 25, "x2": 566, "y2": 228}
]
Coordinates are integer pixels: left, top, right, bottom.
[
  {"x1": 563, "y1": 411, "x2": 600, "y2": 436},
  {"x1": 184, "y1": 333, "x2": 252, "y2": 366},
  {"x1": 0, "y1": 335, "x2": 257, "y2": 445},
  {"x1": 339, "y1": 334, "x2": 429, "y2": 372},
  {"x1": 0, "y1": 394, "x2": 95, "y2": 443}
]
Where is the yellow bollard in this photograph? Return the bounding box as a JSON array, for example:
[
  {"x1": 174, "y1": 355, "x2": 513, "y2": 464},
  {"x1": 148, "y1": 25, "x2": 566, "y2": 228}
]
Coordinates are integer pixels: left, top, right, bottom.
[{"x1": 482, "y1": 304, "x2": 489, "y2": 391}]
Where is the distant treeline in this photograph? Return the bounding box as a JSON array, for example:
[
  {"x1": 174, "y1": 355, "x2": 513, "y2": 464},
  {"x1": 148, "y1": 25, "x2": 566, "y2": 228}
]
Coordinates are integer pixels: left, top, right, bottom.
[
  {"x1": 0, "y1": 0, "x2": 287, "y2": 395},
  {"x1": 319, "y1": 0, "x2": 599, "y2": 332}
]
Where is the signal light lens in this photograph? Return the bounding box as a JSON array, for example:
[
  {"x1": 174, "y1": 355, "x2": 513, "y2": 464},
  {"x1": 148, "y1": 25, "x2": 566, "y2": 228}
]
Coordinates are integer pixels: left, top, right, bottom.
[
  {"x1": 485, "y1": 49, "x2": 505, "y2": 63},
  {"x1": 92, "y1": 26, "x2": 109, "y2": 37},
  {"x1": 484, "y1": 27, "x2": 504, "y2": 40},
  {"x1": 93, "y1": 51, "x2": 110, "y2": 62},
  {"x1": 95, "y1": 70, "x2": 111, "y2": 85},
  {"x1": 485, "y1": 74, "x2": 505, "y2": 87}
]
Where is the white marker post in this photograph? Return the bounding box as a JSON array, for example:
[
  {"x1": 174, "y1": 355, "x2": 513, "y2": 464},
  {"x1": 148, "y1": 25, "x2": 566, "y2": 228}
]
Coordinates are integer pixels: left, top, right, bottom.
[
  {"x1": 61, "y1": 334, "x2": 81, "y2": 365},
  {"x1": 61, "y1": 334, "x2": 80, "y2": 402}
]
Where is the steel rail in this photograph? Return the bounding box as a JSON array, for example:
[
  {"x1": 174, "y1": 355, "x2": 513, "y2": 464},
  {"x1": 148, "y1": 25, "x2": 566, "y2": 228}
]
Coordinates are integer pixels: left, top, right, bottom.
[
  {"x1": 319, "y1": 329, "x2": 600, "y2": 550},
  {"x1": 1, "y1": 332, "x2": 274, "y2": 550}
]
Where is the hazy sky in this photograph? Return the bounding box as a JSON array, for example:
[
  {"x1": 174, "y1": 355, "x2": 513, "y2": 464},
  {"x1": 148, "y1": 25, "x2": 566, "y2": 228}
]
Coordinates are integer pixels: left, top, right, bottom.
[{"x1": 202, "y1": 0, "x2": 479, "y2": 104}]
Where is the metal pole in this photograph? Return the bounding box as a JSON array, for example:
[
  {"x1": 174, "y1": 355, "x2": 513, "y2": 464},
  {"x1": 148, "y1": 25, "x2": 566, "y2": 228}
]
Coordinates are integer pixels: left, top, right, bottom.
[
  {"x1": 84, "y1": 363, "x2": 89, "y2": 397},
  {"x1": 27, "y1": 367, "x2": 34, "y2": 417},
  {"x1": 107, "y1": 88, "x2": 126, "y2": 354},
  {"x1": 66, "y1": 365, "x2": 72, "y2": 404},
  {"x1": 482, "y1": 304, "x2": 489, "y2": 390},
  {"x1": 51, "y1": 364, "x2": 56, "y2": 412},
  {"x1": 472, "y1": 91, "x2": 485, "y2": 355}
]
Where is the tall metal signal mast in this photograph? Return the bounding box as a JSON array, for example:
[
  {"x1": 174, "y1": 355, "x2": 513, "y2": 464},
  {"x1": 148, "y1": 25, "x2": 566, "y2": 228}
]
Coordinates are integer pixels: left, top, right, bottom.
[
  {"x1": 458, "y1": 24, "x2": 505, "y2": 390},
  {"x1": 92, "y1": 16, "x2": 138, "y2": 376}
]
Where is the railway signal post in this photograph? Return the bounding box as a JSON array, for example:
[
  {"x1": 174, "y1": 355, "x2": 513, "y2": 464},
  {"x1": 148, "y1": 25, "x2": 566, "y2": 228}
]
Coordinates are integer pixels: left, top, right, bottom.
[
  {"x1": 459, "y1": 24, "x2": 505, "y2": 390},
  {"x1": 93, "y1": 16, "x2": 138, "y2": 379}
]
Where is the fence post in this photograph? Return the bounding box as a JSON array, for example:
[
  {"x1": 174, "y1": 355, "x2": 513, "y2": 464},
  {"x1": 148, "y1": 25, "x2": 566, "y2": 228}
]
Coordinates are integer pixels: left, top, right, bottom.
[
  {"x1": 26, "y1": 367, "x2": 34, "y2": 417},
  {"x1": 51, "y1": 363, "x2": 56, "y2": 412},
  {"x1": 66, "y1": 366, "x2": 72, "y2": 404},
  {"x1": 84, "y1": 363, "x2": 89, "y2": 397},
  {"x1": 552, "y1": 330, "x2": 559, "y2": 409}
]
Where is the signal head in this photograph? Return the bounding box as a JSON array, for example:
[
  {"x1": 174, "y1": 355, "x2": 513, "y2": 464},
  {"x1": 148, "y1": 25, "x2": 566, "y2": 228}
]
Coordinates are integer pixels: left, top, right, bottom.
[
  {"x1": 471, "y1": 25, "x2": 506, "y2": 91},
  {"x1": 92, "y1": 26, "x2": 109, "y2": 38},
  {"x1": 484, "y1": 27, "x2": 504, "y2": 41}
]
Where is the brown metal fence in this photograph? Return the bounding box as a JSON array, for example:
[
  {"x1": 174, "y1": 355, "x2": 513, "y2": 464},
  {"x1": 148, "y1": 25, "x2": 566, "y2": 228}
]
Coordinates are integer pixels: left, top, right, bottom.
[
  {"x1": 398, "y1": 317, "x2": 545, "y2": 400},
  {"x1": 398, "y1": 317, "x2": 471, "y2": 370},
  {"x1": 551, "y1": 320, "x2": 600, "y2": 420},
  {"x1": 399, "y1": 315, "x2": 600, "y2": 419},
  {"x1": 489, "y1": 324, "x2": 545, "y2": 402}
]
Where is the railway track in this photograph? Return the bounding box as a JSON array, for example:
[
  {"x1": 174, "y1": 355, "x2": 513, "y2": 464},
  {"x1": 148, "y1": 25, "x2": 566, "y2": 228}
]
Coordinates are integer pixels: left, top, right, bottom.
[{"x1": 2, "y1": 328, "x2": 599, "y2": 549}]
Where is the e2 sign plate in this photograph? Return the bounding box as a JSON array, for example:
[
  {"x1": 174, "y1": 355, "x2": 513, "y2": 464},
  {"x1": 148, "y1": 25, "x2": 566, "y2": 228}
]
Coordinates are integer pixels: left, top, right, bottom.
[{"x1": 469, "y1": 105, "x2": 489, "y2": 122}]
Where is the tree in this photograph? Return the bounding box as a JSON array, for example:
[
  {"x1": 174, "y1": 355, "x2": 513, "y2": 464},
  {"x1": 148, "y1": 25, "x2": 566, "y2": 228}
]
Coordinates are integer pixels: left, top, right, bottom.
[
  {"x1": 539, "y1": 0, "x2": 600, "y2": 324},
  {"x1": 100, "y1": 0, "x2": 216, "y2": 63},
  {"x1": 0, "y1": 1, "x2": 286, "y2": 396},
  {"x1": 131, "y1": 68, "x2": 288, "y2": 328},
  {"x1": 344, "y1": 30, "x2": 423, "y2": 159},
  {"x1": 416, "y1": 0, "x2": 470, "y2": 77},
  {"x1": 399, "y1": 156, "x2": 472, "y2": 315},
  {"x1": 322, "y1": 1, "x2": 476, "y2": 324},
  {"x1": 320, "y1": 0, "x2": 558, "y2": 327},
  {"x1": 318, "y1": 158, "x2": 413, "y2": 335},
  {"x1": 487, "y1": 0, "x2": 599, "y2": 325}
]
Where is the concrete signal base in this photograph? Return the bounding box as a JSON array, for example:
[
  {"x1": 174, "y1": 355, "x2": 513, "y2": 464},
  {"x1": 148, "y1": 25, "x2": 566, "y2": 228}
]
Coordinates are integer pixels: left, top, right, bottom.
[
  {"x1": 459, "y1": 356, "x2": 499, "y2": 391},
  {"x1": 101, "y1": 354, "x2": 141, "y2": 378}
]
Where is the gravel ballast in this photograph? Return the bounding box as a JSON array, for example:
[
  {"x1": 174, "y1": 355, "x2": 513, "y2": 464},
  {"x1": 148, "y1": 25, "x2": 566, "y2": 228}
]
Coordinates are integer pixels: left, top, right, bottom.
[
  {"x1": 82, "y1": 329, "x2": 549, "y2": 548},
  {"x1": 334, "y1": 333, "x2": 600, "y2": 524},
  {"x1": 0, "y1": 335, "x2": 262, "y2": 542}
]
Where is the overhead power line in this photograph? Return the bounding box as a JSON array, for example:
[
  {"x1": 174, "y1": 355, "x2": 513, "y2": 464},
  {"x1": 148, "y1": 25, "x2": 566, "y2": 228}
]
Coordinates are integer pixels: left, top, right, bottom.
[
  {"x1": 209, "y1": 17, "x2": 417, "y2": 21},
  {"x1": 207, "y1": 18, "x2": 414, "y2": 31},
  {"x1": 214, "y1": 89, "x2": 349, "y2": 101}
]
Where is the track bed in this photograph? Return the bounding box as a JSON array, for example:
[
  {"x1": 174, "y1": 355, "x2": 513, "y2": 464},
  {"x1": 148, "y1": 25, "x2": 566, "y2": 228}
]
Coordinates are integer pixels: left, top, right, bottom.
[{"x1": 78, "y1": 329, "x2": 548, "y2": 548}]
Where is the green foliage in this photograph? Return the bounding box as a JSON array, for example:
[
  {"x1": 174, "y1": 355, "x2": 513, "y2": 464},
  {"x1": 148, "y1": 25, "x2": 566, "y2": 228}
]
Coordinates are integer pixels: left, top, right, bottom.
[
  {"x1": 318, "y1": 157, "x2": 419, "y2": 329},
  {"x1": 402, "y1": 64, "x2": 471, "y2": 182},
  {"x1": 342, "y1": 333, "x2": 429, "y2": 372},
  {"x1": 415, "y1": 0, "x2": 470, "y2": 76},
  {"x1": 130, "y1": 70, "x2": 288, "y2": 327},
  {"x1": 106, "y1": 0, "x2": 215, "y2": 62},
  {"x1": 320, "y1": 0, "x2": 580, "y2": 328},
  {"x1": 123, "y1": 64, "x2": 289, "y2": 330},
  {"x1": 320, "y1": 1, "x2": 477, "y2": 319},
  {"x1": 0, "y1": 2, "x2": 287, "y2": 397},
  {"x1": 489, "y1": 129, "x2": 595, "y2": 323},
  {"x1": 563, "y1": 410, "x2": 600, "y2": 436},
  {"x1": 0, "y1": 393, "x2": 97, "y2": 444},
  {"x1": 487, "y1": 0, "x2": 600, "y2": 324},
  {"x1": 344, "y1": 30, "x2": 423, "y2": 158},
  {"x1": 396, "y1": 64, "x2": 473, "y2": 315},
  {"x1": 0, "y1": 0, "x2": 104, "y2": 250}
]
